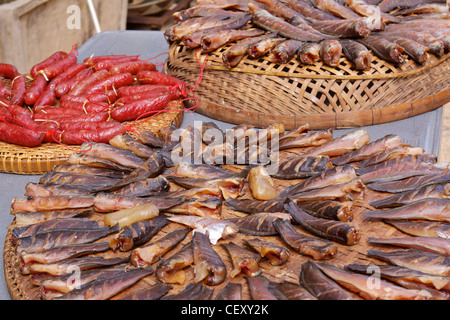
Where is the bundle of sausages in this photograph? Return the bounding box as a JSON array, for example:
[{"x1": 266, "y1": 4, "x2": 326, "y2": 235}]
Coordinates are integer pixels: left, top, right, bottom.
[{"x1": 0, "y1": 48, "x2": 187, "y2": 147}]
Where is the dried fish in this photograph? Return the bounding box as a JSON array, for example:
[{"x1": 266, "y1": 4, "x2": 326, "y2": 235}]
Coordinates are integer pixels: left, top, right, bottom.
[
  {"x1": 11, "y1": 196, "x2": 95, "y2": 213},
  {"x1": 161, "y1": 283, "x2": 214, "y2": 300},
  {"x1": 368, "y1": 237, "x2": 450, "y2": 257},
  {"x1": 299, "y1": 260, "x2": 356, "y2": 300},
  {"x1": 248, "y1": 37, "x2": 287, "y2": 59},
  {"x1": 301, "y1": 129, "x2": 370, "y2": 158},
  {"x1": 81, "y1": 142, "x2": 146, "y2": 169},
  {"x1": 248, "y1": 166, "x2": 280, "y2": 200},
  {"x1": 12, "y1": 218, "x2": 100, "y2": 239},
  {"x1": 225, "y1": 197, "x2": 286, "y2": 214},
  {"x1": 273, "y1": 218, "x2": 337, "y2": 260},
  {"x1": 289, "y1": 178, "x2": 365, "y2": 202},
  {"x1": 379, "y1": 29, "x2": 445, "y2": 57},
  {"x1": 395, "y1": 3, "x2": 449, "y2": 15},
  {"x1": 278, "y1": 129, "x2": 333, "y2": 150},
  {"x1": 269, "y1": 281, "x2": 318, "y2": 300},
  {"x1": 379, "y1": 35, "x2": 429, "y2": 64},
  {"x1": 356, "y1": 145, "x2": 425, "y2": 167},
  {"x1": 314, "y1": 262, "x2": 431, "y2": 300},
  {"x1": 269, "y1": 39, "x2": 303, "y2": 63},
  {"x1": 109, "y1": 176, "x2": 170, "y2": 197},
  {"x1": 289, "y1": 0, "x2": 340, "y2": 21},
  {"x1": 29, "y1": 256, "x2": 128, "y2": 276},
  {"x1": 24, "y1": 183, "x2": 94, "y2": 197},
  {"x1": 285, "y1": 201, "x2": 360, "y2": 245},
  {"x1": 93, "y1": 193, "x2": 183, "y2": 213},
  {"x1": 215, "y1": 282, "x2": 242, "y2": 300},
  {"x1": 311, "y1": 19, "x2": 372, "y2": 38},
  {"x1": 173, "y1": 162, "x2": 241, "y2": 179},
  {"x1": 117, "y1": 282, "x2": 172, "y2": 300},
  {"x1": 156, "y1": 242, "x2": 194, "y2": 285},
  {"x1": 384, "y1": 220, "x2": 450, "y2": 239},
  {"x1": 358, "y1": 35, "x2": 407, "y2": 64},
  {"x1": 332, "y1": 134, "x2": 402, "y2": 166},
  {"x1": 320, "y1": 39, "x2": 342, "y2": 67},
  {"x1": 51, "y1": 164, "x2": 126, "y2": 179},
  {"x1": 193, "y1": 231, "x2": 227, "y2": 286},
  {"x1": 167, "y1": 176, "x2": 245, "y2": 199},
  {"x1": 166, "y1": 186, "x2": 223, "y2": 201},
  {"x1": 104, "y1": 202, "x2": 160, "y2": 228},
  {"x1": 109, "y1": 216, "x2": 169, "y2": 252},
  {"x1": 222, "y1": 242, "x2": 261, "y2": 278},
  {"x1": 168, "y1": 215, "x2": 238, "y2": 244},
  {"x1": 377, "y1": 0, "x2": 444, "y2": 12},
  {"x1": 13, "y1": 209, "x2": 93, "y2": 226},
  {"x1": 166, "y1": 198, "x2": 223, "y2": 218},
  {"x1": 314, "y1": 0, "x2": 362, "y2": 19},
  {"x1": 173, "y1": 4, "x2": 247, "y2": 22},
  {"x1": 298, "y1": 42, "x2": 321, "y2": 64},
  {"x1": 364, "y1": 198, "x2": 450, "y2": 223},
  {"x1": 109, "y1": 134, "x2": 155, "y2": 158},
  {"x1": 67, "y1": 153, "x2": 133, "y2": 172},
  {"x1": 130, "y1": 228, "x2": 190, "y2": 268},
  {"x1": 245, "y1": 238, "x2": 290, "y2": 265},
  {"x1": 367, "y1": 173, "x2": 450, "y2": 194},
  {"x1": 295, "y1": 200, "x2": 354, "y2": 222},
  {"x1": 247, "y1": 275, "x2": 279, "y2": 300},
  {"x1": 38, "y1": 171, "x2": 120, "y2": 190},
  {"x1": 138, "y1": 130, "x2": 164, "y2": 149},
  {"x1": 369, "y1": 183, "x2": 450, "y2": 209},
  {"x1": 271, "y1": 155, "x2": 332, "y2": 179},
  {"x1": 53, "y1": 267, "x2": 154, "y2": 300},
  {"x1": 201, "y1": 29, "x2": 266, "y2": 52},
  {"x1": 340, "y1": 39, "x2": 372, "y2": 70},
  {"x1": 368, "y1": 249, "x2": 450, "y2": 277},
  {"x1": 280, "y1": 164, "x2": 357, "y2": 197},
  {"x1": 228, "y1": 212, "x2": 291, "y2": 236},
  {"x1": 345, "y1": 264, "x2": 450, "y2": 292}
]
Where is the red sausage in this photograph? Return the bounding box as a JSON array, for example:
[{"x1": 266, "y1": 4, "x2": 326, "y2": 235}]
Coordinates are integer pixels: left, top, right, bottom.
[
  {"x1": 25, "y1": 74, "x2": 48, "y2": 106},
  {"x1": 87, "y1": 91, "x2": 117, "y2": 104},
  {"x1": 83, "y1": 54, "x2": 136, "y2": 66},
  {"x1": 0, "y1": 63, "x2": 20, "y2": 79},
  {"x1": 47, "y1": 63, "x2": 88, "y2": 92},
  {"x1": 110, "y1": 60, "x2": 156, "y2": 75},
  {"x1": 55, "y1": 67, "x2": 94, "y2": 98},
  {"x1": 136, "y1": 70, "x2": 185, "y2": 86},
  {"x1": 59, "y1": 120, "x2": 119, "y2": 131},
  {"x1": 110, "y1": 92, "x2": 174, "y2": 122},
  {"x1": 82, "y1": 73, "x2": 135, "y2": 95},
  {"x1": 68, "y1": 70, "x2": 109, "y2": 96},
  {"x1": 59, "y1": 100, "x2": 111, "y2": 114},
  {"x1": 30, "y1": 51, "x2": 68, "y2": 78},
  {"x1": 60, "y1": 124, "x2": 127, "y2": 145},
  {"x1": 0, "y1": 78, "x2": 11, "y2": 99},
  {"x1": 33, "y1": 89, "x2": 56, "y2": 108},
  {"x1": 39, "y1": 52, "x2": 78, "y2": 81},
  {"x1": 9, "y1": 75, "x2": 27, "y2": 106},
  {"x1": 116, "y1": 84, "x2": 171, "y2": 97},
  {"x1": 55, "y1": 112, "x2": 110, "y2": 123},
  {"x1": 115, "y1": 87, "x2": 172, "y2": 106},
  {"x1": 33, "y1": 107, "x2": 86, "y2": 120},
  {"x1": 93, "y1": 56, "x2": 140, "y2": 72},
  {"x1": 0, "y1": 121, "x2": 45, "y2": 147}
]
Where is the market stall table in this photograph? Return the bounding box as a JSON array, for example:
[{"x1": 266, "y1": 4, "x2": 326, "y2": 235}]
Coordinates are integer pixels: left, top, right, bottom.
[{"x1": 0, "y1": 30, "x2": 446, "y2": 300}]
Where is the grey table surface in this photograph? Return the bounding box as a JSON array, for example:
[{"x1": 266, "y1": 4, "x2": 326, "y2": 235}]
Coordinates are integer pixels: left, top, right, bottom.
[{"x1": 0, "y1": 30, "x2": 443, "y2": 300}]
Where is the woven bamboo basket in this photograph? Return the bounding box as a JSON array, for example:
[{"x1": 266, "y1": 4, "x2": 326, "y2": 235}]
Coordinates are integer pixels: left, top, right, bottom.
[{"x1": 166, "y1": 43, "x2": 450, "y2": 130}]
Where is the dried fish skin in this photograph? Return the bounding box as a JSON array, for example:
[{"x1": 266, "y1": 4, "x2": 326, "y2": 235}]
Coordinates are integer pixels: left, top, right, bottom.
[
  {"x1": 117, "y1": 282, "x2": 172, "y2": 300},
  {"x1": 168, "y1": 215, "x2": 238, "y2": 245},
  {"x1": 156, "y1": 242, "x2": 194, "y2": 285},
  {"x1": 299, "y1": 260, "x2": 355, "y2": 300},
  {"x1": 167, "y1": 176, "x2": 245, "y2": 199},
  {"x1": 273, "y1": 218, "x2": 337, "y2": 260},
  {"x1": 295, "y1": 200, "x2": 354, "y2": 222},
  {"x1": 53, "y1": 267, "x2": 154, "y2": 300},
  {"x1": 315, "y1": 262, "x2": 431, "y2": 300},
  {"x1": 368, "y1": 237, "x2": 450, "y2": 257},
  {"x1": 289, "y1": 178, "x2": 366, "y2": 202},
  {"x1": 245, "y1": 238, "x2": 290, "y2": 266},
  {"x1": 367, "y1": 249, "x2": 450, "y2": 277},
  {"x1": 285, "y1": 201, "x2": 360, "y2": 245},
  {"x1": 11, "y1": 196, "x2": 95, "y2": 213},
  {"x1": 109, "y1": 216, "x2": 169, "y2": 252},
  {"x1": 363, "y1": 198, "x2": 450, "y2": 223},
  {"x1": 384, "y1": 220, "x2": 450, "y2": 239},
  {"x1": 165, "y1": 198, "x2": 223, "y2": 219},
  {"x1": 345, "y1": 264, "x2": 450, "y2": 292},
  {"x1": 28, "y1": 256, "x2": 128, "y2": 276},
  {"x1": 271, "y1": 155, "x2": 332, "y2": 179},
  {"x1": 13, "y1": 209, "x2": 93, "y2": 226},
  {"x1": 249, "y1": 166, "x2": 280, "y2": 200},
  {"x1": 222, "y1": 242, "x2": 261, "y2": 278},
  {"x1": 130, "y1": 228, "x2": 190, "y2": 268},
  {"x1": 215, "y1": 282, "x2": 242, "y2": 300},
  {"x1": 80, "y1": 142, "x2": 146, "y2": 170},
  {"x1": 278, "y1": 129, "x2": 333, "y2": 150},
  {"x1": 229, "y1": 212, "x2": 291, "y2": 236},
  {"x1": 280, "y1": 164, "x2": 357, "y2": 197},
  {"x1": 224, "y1": 197, "x2": 286, "y2": 214},
  {"x1": 247, "y1": 275, "x2": 279, "y2": 300},
  {"x1": 193, "y1": 232, "x2": 227, "y2": 286},
  {"x1": 369, "y1": 183, "x2": 450, "y2": 209},
  {"x1": 301, "y1": 129, "x2": 370, "y2": 158},
  {"x1": 109, "y1": 134, "x2": 155, "y2": 158}
]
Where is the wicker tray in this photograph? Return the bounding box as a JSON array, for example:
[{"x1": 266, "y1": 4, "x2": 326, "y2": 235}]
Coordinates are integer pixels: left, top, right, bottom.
[
  {"x1": 3, "y1": 145, "x2": 435, "y2": 300},
  {"x1": 166, "y1": 44, "x2": 450, "y2": 130}
]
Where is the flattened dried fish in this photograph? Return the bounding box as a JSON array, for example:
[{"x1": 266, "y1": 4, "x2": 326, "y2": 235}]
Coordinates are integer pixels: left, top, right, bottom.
[
  {"x1": 270, "y1": 281, "x2": 318, "y2": 300},
  {"x1": 247, "y1": 275, "x2": 279, "y2": 300},
  {"x1": 24, "y1": 183, "x2": 94, "y2": 197},
  {"x1": 273, "y1": 218, "x2": 337, "y2": 260},
  {"x1": 299, "y1": 260, "x2": 356, "y2": 300},
  {"x1": 367, "y1": 173, "x2": 450, "y2": 194},
  {"x1": 368, "y1": 237, "x2": 450, "y2": 257},
  {"x1": 81, "y1": 142, "x2": 146, "y2": 169},
  {"x1": 368, "y1": 249, "x2": 450, "y2": 277},
  {"x1": 138, "y1": 130, "x2": 164, "y2": 149},
  {"x1": 93, "y1": 193, "x2": 183, "y2": 213},
  {"x1": 161, "y1": 283, "x2": 214, "y2": 300},
  {"x1": 53, "y1": 267, "x2": 154, "y2": 300},
  {"x1": 340, "y1": 39, "x2": 372, "y2": 70},
  {"x1": 109, "y1": 134, "x2": 155, "y2": 158},
  {"x1": 110, "y1": 176, "x2": 169, "y2": 197},
  {"x1": 245, "y1": 238, "x2": 290, "y2": 265},
  {"x1": 271, "y1": 155, "x2": 332, "y2": 179},
  {"x1": 173, "y1": 162, "x2": 241, "y2": 179},
  {"x1": 278, "y1": 129, "x2": 333, "y2": 150},
  {"x1": 228, "y1": 212, "x2": 291, "y2": 236},
  {"x1": 117, "y1": 282, "x2": 172, "y2": 300},
  {"x1": 13, "y1": 209, "x2": 93, "y2": 226},
  {"x1": 384, "y1": 220, "x2": 450, "y2": 239},
  {"x1": 39, "y1": 171, "x2": 120, "y2": 190},
  {"x1": 222, "y1": 242, "x2": 261, "y2": 278},
  {"x1": 168, "y1": 215, "x2": 238, "y2": 244},
  {"x1": 51, "y1": 164, "x2": 126, "y2": 179},
  {"x1": 225, "y1": 197, "x2": 286, "y2": 214},
  {"x1": 363, "y1": 198, "x2": 450, "y2": 223},
  {"x1": 357, "y1": 145, "x2": 425, "y2": 167},
  {"x1": 156, "y1": 242, "x2": 193, "y2": 285},
  {"x1": 193, "y1": 231, "x2": 227, "y2": 286},
  {"x1": 295, "y1": 200, "x2": 354, "y2": 222},
  {"x1": 130, "y1": 228, "x2": 190, "y2": 268},
  {"x1": 301, "y1": 129, "x2": 370, "y2": 158},
  {"x1": 109, "y1": 216, "x2": 169, "y2": 252},
  {"x1": 290, "y1": 178, "x2": 365, "y2": 202},
  {"x1": 285, "y1": 201, "x2": 360, "y2": 245},
  {"x1": 167, "y1": 176, "x2": 245, "y2": 199},
  {"x1": 12, "y1": 196, "x2": 95, "y2": 213},
  {"x1": 29, "y1": 256, "x2": 128, "y2": 276},
  {"x1": 280, "y1": 164, "x2": 357, "y2": 197},
  {"x1": 369, "y1": 183, "x2": 450, "y2": 208},
  {"x1": 215, "y1": 282, "x2": 242, "y2": 300},
  {"x1": 356, "y1": 153, "x2": 437, "y2": 176},
  {"x1": 315, "y1": 262, "x2": 431, "y2": 300},
  {"x1": 67, "y1": 153, "x2": 133, "y2": 172},
  {"x1": 166, "y1": 198, "x2": 223, "y2": 219}
]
